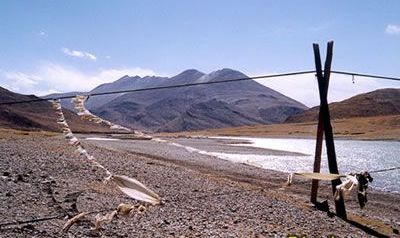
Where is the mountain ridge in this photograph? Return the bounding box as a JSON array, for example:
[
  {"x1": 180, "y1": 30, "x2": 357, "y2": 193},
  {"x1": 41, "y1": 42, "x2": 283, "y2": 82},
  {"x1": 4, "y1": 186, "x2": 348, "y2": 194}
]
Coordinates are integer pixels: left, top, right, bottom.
[
  {"x1": 91, "y1": 68, "x2": 308, "y2": 132},
  {"x1": 0, "y1": 86, "x2": 112, "y2": 132},
  {"x1": 285, "y1": 88, "x2": 400, "y2": 123}
]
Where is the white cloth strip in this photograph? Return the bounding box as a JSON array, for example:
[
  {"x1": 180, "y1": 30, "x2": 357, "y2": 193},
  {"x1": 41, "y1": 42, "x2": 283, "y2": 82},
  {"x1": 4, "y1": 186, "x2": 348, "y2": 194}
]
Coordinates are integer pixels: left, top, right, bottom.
[
  {"x1": 71, "y1": 95, "x2": 131, "y2": 131},
  {"x1": 51, "y1": 99, "x2": 161, "y2": 204}
]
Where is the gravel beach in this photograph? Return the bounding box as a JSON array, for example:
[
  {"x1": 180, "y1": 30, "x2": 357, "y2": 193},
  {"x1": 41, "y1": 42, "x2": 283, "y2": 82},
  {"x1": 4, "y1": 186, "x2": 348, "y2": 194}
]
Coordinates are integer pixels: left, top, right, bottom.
[{"x1": 0, "y1": 134, "x2": 399, "y2": 237}]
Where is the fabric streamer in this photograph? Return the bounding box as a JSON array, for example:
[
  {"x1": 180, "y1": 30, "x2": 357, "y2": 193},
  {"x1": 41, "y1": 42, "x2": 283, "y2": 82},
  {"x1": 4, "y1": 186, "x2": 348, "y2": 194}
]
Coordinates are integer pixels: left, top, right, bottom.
[
  {"x1": 287, "y1": 170, "x2": 373, "y2": 208},
  {"x1": 72, "y1": 95, "x2": 131, "y2": 131},
  {"x1": 335, "y1": 172, "x2": 373, "y2": 208},
  {"x1": 334, "y1": 175, "x2": 359, "y2": 201},
  {"x1": 112, "y1": 175, "x2": 161, "y2": 205},
  {"x1": 51, "y1": 100, "x2": 160, "y2": 205}
]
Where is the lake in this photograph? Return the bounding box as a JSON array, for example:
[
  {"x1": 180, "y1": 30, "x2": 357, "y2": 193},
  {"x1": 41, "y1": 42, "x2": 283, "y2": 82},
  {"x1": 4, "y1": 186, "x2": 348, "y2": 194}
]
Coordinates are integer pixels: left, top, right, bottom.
[{"x1": 211, "y1": 137, "x2": 400, "y2": 193}]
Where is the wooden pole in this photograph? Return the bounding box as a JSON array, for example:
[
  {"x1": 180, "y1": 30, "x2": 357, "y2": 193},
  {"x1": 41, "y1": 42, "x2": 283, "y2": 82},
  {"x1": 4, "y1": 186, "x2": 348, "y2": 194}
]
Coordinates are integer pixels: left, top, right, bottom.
[
  {"x1": 310, "y1": 114, "x2": 324, "y2": 203},
  {"x1": 312, "y1": 41, "x2": 347, "y2": 219},
  {"x1": 310, "y1": 45, "x2": 333, "y2": 204}
]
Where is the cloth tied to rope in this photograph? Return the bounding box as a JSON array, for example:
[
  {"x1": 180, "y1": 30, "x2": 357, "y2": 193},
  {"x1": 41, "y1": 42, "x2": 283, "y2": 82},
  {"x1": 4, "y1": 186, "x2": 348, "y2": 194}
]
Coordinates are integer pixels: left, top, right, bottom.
[
  {"x1": 287, "y1": 171, "x2": 373, "y2": 208},
  {"x1": 51, "y1": 100, "x2": 160, "y2": 205},
  {"x1": 71, "y1": 95, "x2": 131, "y2": 131}
]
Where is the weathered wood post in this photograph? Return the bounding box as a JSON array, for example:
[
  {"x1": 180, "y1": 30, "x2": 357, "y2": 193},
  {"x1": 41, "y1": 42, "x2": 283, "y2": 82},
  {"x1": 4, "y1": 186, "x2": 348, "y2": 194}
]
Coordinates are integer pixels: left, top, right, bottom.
[
  {"x1": 311, "y1": 44, "x2": 332, "y2": 203},
  {"x1": 310, "y1": 111, "x2": 324, "y2": 204},
  {"x1": 312, "y1": 41, "x2": 347, "y2": 219}
]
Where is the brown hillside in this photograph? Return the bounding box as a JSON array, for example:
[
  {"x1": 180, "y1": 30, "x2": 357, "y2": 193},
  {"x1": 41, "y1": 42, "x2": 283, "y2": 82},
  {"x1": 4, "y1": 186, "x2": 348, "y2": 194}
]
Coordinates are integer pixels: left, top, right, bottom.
[
  {"x1": 286, "y1": 88, "x2": 400, "y2": 123},
  {"x1": 0, "y1": 87, "x2": 113, "y2": 133},
  {"x1": 160, "y1": 115, "x2": 400, "y2": 141}
]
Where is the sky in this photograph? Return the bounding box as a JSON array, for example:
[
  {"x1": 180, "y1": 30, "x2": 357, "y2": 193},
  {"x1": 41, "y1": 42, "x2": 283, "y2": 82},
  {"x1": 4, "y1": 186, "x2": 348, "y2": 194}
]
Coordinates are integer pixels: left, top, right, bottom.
[{"x1": 0, "y1": 0, "x2": 399, "y2": 106}]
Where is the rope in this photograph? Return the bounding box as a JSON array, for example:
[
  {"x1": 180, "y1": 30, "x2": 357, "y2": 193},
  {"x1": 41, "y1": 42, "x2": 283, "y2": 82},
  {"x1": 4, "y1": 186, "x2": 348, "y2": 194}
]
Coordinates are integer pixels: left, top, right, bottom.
[
  {"x1": 0, "y1": 187, "x2": 265, "y2": 228},
  {"x1": 0, "y1": 209, "x2": 114, "y2": 228},
  {"x1": 369, "y1": 166, "x2": 400, "y2": 174},
  {"x1": 332, "y1": 70, "x2": 400, "y2": 82},
  {"x1": 0, "y1": 69, "x2": 398, "y2": 106},
  {"x1": 0, "y1": 70, "x2": 316, "y2": 105}
]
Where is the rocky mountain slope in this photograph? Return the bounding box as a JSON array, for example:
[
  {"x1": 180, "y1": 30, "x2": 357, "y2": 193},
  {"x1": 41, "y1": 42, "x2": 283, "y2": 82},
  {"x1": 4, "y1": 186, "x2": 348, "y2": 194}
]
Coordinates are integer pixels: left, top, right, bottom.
[
  {"x1": 286, "y1": 88, "x2": 400, "y2": 123},
  {"x1": 0, "y1": 87, "x2": 111, "y2": 132},
  {"x1": 92, "y1": 69, "x2": 307, "y2": 132}
]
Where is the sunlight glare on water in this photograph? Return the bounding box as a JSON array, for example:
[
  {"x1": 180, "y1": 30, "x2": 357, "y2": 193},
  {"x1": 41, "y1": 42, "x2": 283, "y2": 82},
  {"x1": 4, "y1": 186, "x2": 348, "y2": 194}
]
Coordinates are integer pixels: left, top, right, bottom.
[{"x1": 212, "y1": 137, "x2": 400, "y2": 193}]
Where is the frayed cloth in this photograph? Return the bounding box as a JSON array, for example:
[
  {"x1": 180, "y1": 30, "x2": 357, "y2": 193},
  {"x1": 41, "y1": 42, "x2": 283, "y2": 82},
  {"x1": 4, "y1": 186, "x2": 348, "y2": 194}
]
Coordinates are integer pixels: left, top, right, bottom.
[
  {"x1": 91, "y1": 203, "x2": 149, "y2": 231},
  {"x1": 112, "y1": 175, "x2": 161, "y2": 205},
  {"x1": 72, "y1": 95, "x2": 131, "y2": 131},
  {"x1": 287, "y1": 170, "x2": 373, "y2": 208},
  {"x1": 52, "y1": 100, "x2": 112, "y2": 180},
  {"x1": 62, "y1": 212, "x2": 88, "y2": 233},
  {"x1": 334, "y1": 172, "x2": 373, "y2": 208}
]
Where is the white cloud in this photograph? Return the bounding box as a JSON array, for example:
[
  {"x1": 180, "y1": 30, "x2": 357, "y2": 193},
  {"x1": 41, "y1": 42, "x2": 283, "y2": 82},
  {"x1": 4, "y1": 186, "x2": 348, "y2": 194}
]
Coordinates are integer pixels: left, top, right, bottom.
[
  {"x1": 385, "y1": 24, "x2": 400, "y2": 35},
  {"x1": 0, "y1": 63, "x2": 159, "y2": 96},
  {"x1": 38, "y1": 31, "x2": 48, "y2": 37},
  {"x1": 252, "y1": 72, "x2": 399, "y2": 107},
  {"x1": 62, "y1": 48, "x2": 97, "y2": 61},
  {"x1": 2, "y1": 71, "x2": 41, "y2": 93}
]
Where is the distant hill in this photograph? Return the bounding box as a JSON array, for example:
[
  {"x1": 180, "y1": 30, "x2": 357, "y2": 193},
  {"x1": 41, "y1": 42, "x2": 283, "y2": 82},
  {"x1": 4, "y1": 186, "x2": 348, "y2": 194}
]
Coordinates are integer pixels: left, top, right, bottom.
[
  {"x1": 286, "y1": 88, "x2": 400, "y2": 123},
  {"x1": 92, "y1": 68, "x2": 308, "y2": 132},
  {"x1": 0, "y1": 87, "x2": 111, "y2": 132}
]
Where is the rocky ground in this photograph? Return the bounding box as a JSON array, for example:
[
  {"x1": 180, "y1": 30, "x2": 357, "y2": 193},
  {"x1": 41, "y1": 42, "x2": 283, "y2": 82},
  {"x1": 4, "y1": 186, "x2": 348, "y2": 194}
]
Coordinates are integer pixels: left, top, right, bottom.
[{"x1": 0, "y1": 133, "x2": 399, "y2": 237}]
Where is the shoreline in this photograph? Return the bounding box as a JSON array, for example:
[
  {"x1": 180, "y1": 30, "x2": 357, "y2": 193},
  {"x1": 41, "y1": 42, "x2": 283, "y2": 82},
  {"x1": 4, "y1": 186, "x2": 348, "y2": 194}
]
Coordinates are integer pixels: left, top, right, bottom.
[
  {"x1": 79, "y1": 134, "x2": 400, "y2": 194},
  {"x1": 0, "y1": 134, "x2": 399, "y2": 237}
]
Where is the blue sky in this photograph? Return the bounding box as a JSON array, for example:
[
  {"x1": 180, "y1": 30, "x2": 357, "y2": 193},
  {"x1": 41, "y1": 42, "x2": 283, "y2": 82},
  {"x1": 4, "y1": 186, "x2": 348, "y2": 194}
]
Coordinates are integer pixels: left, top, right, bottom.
[{"x1": 0, "y1": 0, "x2": 399, "y2": 106}]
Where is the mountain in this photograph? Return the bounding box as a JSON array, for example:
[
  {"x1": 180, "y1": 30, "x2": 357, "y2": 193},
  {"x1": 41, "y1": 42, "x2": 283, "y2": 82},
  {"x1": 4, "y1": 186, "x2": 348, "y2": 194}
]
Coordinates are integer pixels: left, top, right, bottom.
[
  {"x1": 92, "y1": 68, "x2": 308, "y2": 132},
  {"x1": 0, "y1": 87, "x2": 111, "y2": 132},
  {"x1": 45, "y1": 74, "x2": 170, "y2": 110},
  {"x1": 286, "y1": 88, "x2": 400, "y2": 123}
]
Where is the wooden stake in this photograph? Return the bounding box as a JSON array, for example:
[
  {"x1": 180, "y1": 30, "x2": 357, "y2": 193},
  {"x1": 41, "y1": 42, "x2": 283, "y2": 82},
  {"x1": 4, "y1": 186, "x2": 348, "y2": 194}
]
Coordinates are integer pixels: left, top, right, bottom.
[
  {"x1": 312, "y1": 41, "x2": 347, "y2": 219},
  {"x1": 310, "y1": 113, "x2": 324, "y2": 203}
]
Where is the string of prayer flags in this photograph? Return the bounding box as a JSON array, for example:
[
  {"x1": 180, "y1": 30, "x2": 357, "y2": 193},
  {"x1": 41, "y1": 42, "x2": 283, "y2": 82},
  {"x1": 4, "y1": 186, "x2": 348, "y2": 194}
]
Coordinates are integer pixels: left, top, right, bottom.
[
  {"x1": 72, "y1": 95, "x2": 131, "y2": 131},
  {"x1": 52, "y1": 100, "x2": 161, "y2": 205}
]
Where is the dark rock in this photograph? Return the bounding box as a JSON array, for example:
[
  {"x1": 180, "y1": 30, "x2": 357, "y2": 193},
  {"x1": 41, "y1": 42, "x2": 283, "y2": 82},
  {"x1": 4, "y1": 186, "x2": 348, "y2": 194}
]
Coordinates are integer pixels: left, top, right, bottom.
[{"x1": 16, "y1": 174, "x2": 24, "y2": 182}]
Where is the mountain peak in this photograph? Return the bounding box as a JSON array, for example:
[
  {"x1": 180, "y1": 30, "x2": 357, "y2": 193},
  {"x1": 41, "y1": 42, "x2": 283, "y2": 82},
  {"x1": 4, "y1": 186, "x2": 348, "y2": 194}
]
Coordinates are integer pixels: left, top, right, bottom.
[
  {"x1": 174, "y1": 69, "x2": 205, "y2": 78},
  {"x1": 196, "y1": 68, "x2": 248, "y2": 83},
  {"x1": 168, "y1": 69, "x2": 205, "y2": 84},
  {"x1": 213, "y1": 68, "x2": 247, "y2": 77}
]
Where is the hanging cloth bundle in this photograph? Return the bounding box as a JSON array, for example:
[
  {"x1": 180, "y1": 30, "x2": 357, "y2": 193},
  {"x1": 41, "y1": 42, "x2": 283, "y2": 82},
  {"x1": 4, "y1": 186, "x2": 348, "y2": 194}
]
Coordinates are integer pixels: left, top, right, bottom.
[
  {"x1": 356, "y1": 172, "x2": 373, "y2": 208},
  {"x1": 287, "y1": 171, "x2": 373, "y2": 209},
  {"x1": 52, "y1": 100, "x2": 160, "y2": 205},
  {"x1": 72, "y1": 95, "x2": 131, "y2": 131},
  {"x1": 333, "y1": 172, "x2": 373, "y2": 208}
]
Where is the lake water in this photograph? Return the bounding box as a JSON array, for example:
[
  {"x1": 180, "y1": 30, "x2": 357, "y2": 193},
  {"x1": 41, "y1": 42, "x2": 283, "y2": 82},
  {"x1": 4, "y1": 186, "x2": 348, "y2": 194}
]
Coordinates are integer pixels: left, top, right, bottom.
[{"x1": 211, "y1": 137, "x2": 400, "y2": 193}]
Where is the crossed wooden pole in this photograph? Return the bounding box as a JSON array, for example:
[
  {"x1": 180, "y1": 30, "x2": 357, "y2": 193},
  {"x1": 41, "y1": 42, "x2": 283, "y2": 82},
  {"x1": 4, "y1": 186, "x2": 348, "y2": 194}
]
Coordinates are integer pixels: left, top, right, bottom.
[{"x1": 310, "y1": 41, "x2": 347, "y2": 219}]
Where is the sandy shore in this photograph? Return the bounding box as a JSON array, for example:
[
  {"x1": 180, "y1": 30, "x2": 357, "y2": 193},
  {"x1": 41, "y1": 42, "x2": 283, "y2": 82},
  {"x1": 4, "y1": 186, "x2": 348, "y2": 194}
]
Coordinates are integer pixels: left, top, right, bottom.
[{"x1": 0, "y1": 134, "x2": 399, "y2": 237}]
